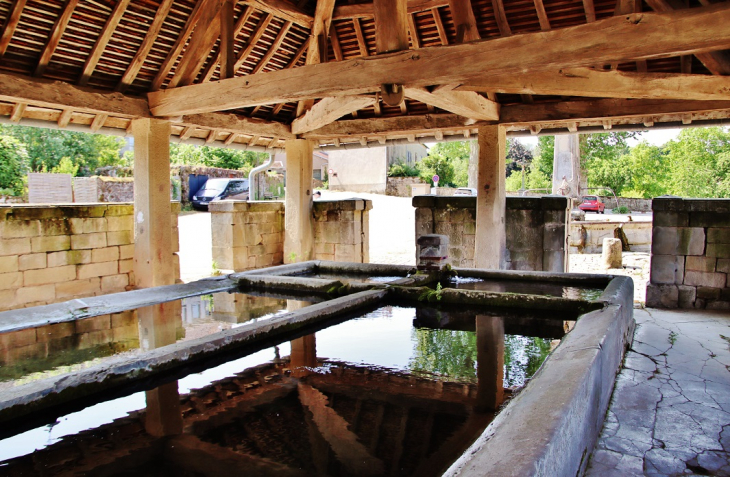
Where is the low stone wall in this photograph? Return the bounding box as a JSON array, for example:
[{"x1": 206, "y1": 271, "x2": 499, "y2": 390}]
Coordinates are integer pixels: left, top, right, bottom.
[
  {"x1": 0, "y1": 203, "x2": 180, "y2": 312},
  {"x1": 386, "y1": 177, "x2": 424, "y2": 197},
  {"x1": 598, "y1": 196, "x2": 653, "y2": 212},
  {"x1": 569, "y1": 220, "x2": 652, "y2": 253},
  {"x1": 647, "y1": 197, "x2": 730, "y2": 309},
  {"x1": 210, "y1": 199, "x2": 372, "y2": 271},
  {"x1": 413, "y1": 195, "x2": 569, "y2": 272},
  {"x1": 313, "y1": 199, "x2": 371, "y2": 263},
  {"x1": 73, "y1": 177, "x2": 135, "y2": 203}
]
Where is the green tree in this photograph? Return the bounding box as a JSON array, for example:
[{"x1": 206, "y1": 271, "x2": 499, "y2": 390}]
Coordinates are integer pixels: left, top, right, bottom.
[
  {"x1": 620, "y1": 142, "x2": 669, "y2": 198},
  {"x1": 664, "y1": 127, "x2": 730, "y2": 198},
  {"x1": 51, "y1": 157, "x2": 79, "y2": 176},
  {"x1": 169, "y1": 143, "x2": 268, "y2": 172},
  {"x1": 426, "y1": 141, "x2": 470, "y2": 187},
  {"x1": 418, "y1": 153, "x2": 456, "y2": 186},
  {"x1": 580, "y1": 132, "x2": 640, "y2": 192},
  {"x1": 0, "y1": 135, "x2": 29, "y2": 195}
]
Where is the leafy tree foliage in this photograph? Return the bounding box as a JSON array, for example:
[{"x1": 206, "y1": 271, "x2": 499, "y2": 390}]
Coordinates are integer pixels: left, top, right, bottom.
[
  {"x1": 426, "y1": 141, "x2": 470, "y2": 187},
  {"x1": 664, "y1": 127, "x2": 730, "y2": 198},
  {"x1": 0, "y1": 135, "x2": 29, "y2": 195},
  {"x1": 418, "y1": 153, "x2": 456, "y2": 186},
  {"x1": 387, "y1": 160, "x2": 419, "y2": 177},
  {"x1": 0, "y1": 125, "x2": 124, "y2": 176},
  {"x1": 169, "y1": 143, "x2": 268, "y2": 174},
  {"x1": 506, "y1": 139, "x2": 533, "y2": 176}
]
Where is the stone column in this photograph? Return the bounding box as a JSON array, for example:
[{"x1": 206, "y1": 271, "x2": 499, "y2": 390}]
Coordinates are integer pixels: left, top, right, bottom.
[
  {"x1": 284, "y1": 139, "x2": 315, "y2": 263},
  {"x1": 476, "y1": 315, "x2": 505, "y2": 412},
  {"x1": 475, "y1": 125, "x2": 506, "y2": 269},
  {"x1": 132, "y1": 118, "x2": 174, "y2": 288},
  {"x1": 552, "y1": 133, "x2": 581, "y2": 198}
]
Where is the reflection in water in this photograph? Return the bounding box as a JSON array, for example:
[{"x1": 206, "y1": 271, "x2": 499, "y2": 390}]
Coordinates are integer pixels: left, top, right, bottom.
[
  {"x1": 448, "y1": 277, "x2": 604, "y2": 300},
  {"x1": 0, "y1": 305, "x2": 568, "y2": 476}
]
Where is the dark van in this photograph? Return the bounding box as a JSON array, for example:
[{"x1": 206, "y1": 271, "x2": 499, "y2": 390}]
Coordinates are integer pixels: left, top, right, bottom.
[{"x1": 191, "y1": 178, "x2": 249, "y2": 210}]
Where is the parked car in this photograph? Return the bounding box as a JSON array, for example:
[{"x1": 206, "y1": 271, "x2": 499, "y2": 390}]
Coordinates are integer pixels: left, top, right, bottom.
[
  {"x1": 454, "y1": 187, "x2": 477, "y2": 196},
  {"x1": 578, "y1": 195, "x2": 605, "y2": 214},
  {"x1": 191, "y1": 178, "x2": 249, "y2": 210}
]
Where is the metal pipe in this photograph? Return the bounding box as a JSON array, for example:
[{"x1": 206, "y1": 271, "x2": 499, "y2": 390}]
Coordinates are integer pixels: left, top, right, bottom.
[{"x1": 247, "y1": 153, "x2": 275, "y2": 201}]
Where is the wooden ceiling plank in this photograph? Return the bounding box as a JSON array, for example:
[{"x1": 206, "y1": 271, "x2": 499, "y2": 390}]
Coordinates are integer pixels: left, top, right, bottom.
[
  {"x1": 292, "y1": 95, "x2": 377, "y2": 134},
  {"x1": 431, "y1": 8, "x2": 448, "y2": 45},
  {"x1": 148, "y1": 4, "x2": 730, "y2": 116},
  {"x1": 252, "y1": 21, "x2": 293, "y2": 74},
  {"x1": 352, "y1": 18, "x2": 370, "y2": 56},
  {"x1": 0, "y1": 0, "x2": 27, "y2": 57},
  {"x1": 407, "y1": 13, "x2": 421, "y2": 48},
  {"x1": 78, "y1": 0, "x2": 131, "y2": 87},
  {"x1": 220, "y1": 0, "x2": 236, "y2": 80},
  {"x1": 491, "y1": 0, "x2": 512, "y2": 37},
  {"x1": 169, "y1": 0, "x2": 225, "y2": 88},
  {"x1": 34, "y1": 0, "x2": 79, "y2": 77},
  {"x1": 200, "y1": 6, "x2": 254, "y2": 83},
  {"x1": 457, "y1": 67, "x2": 730, "y2": 101},
  {"x1": 449, "y1": 0, "x2": 480, "y2": 42},
  {"x1": 233, "y1": 13, "x2": 273, "y2": 72},
  {"x1": 334, "y1": 0, "x2": 448, "y2": 21},
  {"x1": 10, "y1": 102, "x2": 26, "y2": 122},
  {"x1": 151, "y1": 0, "x2": 213, "y2": 91},
  {"x1": 644, "y1": 0, "x2": 730, "y2": 75},
  {"x1": 404, "y1": 87, "x2": 499, "y2": 120},
  {"x1": 116, "y1": 0, "x2": 175, "y2": 92},
  {"x1": 240, "y1": 0, "x2": 312, "y2": 28}
]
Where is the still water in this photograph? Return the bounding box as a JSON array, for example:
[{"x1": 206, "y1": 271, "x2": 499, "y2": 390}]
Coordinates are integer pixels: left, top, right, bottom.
[
  {"x1": 0, "y1": 305, "x2": 569, "y2": 476},
  {"x1": 448, "y1": 277, "x2": 605, "y2": 300}
]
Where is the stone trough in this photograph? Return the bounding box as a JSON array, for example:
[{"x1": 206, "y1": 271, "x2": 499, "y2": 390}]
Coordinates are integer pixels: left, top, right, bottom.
[{"x1": 0, "y1": 261, "x2": 634, "y2": 476}]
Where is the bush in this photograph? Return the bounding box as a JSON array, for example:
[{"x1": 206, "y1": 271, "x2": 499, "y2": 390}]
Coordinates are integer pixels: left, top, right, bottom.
[
  {"x1": 612, "y1": 206, "x2": 630, "y2": 214},
  {"x1": 387, "y1": 160, "x2": 419, "y2": 177},
  {"x1": 0, "y1": 135, "x2": 28, "y2": 196}
]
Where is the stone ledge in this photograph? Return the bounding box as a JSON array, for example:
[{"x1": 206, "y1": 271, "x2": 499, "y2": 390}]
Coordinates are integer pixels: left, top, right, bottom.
[
  {"x1": 209, "y1": 200, "x2": 284, "y2": 213},
  {"x1": 653, "y1": 196, "x2": 730, "y2": 213}
]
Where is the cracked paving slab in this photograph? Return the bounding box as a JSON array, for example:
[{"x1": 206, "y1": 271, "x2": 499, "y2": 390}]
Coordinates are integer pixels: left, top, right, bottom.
[{"x1": 586, "y1": 308, "x2": 730, "y2": 476}]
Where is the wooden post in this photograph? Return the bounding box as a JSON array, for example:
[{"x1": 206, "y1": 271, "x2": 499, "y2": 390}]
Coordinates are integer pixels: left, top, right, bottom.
[
  {"x1": 132, "y1": 118, "x2": 174, "y2": 288},
  {"x1": 476, "y1": 315, "x2": 504, "y2": 412},
  {"x1": 475, "y1": 125, "x2": 506, "y2": 269},
  {"x1": 284, "y1": 139, "x2": 314, "y2": 263}
]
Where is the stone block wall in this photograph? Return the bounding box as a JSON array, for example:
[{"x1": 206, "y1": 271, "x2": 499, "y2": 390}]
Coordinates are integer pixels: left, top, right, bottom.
[
  {"x1": 0, "y1": 203, "x2": 180, "y2": 312},
  {"x1": 647, "y1": 197, "x2": 730, "y2": 309},
  {"x1": 386, "y1": 177, "x2": 425, "y2": 197},
  {"x1": 210, "y1": 199, "x2": 372, "y2": 271},
  {"x1": 413, "y1": 195, "x2": 569, "y2": 272},
  {"x1": 313, "y1": 199, "x2": 371, "y2": 263}
]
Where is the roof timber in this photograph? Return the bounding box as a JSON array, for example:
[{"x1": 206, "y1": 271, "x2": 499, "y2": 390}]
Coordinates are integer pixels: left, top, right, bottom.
[{"x1": 148, "y1": 4, "x2": 730, "y2": 117}]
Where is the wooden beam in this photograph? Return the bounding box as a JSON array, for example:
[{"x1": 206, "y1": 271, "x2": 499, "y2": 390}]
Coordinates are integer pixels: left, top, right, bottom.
[
  {"x1": 10, "y1": 102, "x2": 25, "y2": 122},
  {"x1": 219, "y1": 0, "x2": 236, "y2": 79},
  {"x1": 78, "y1": 0, "x2": 131, "y2": 86},
  {"x1": 533, "y1": 0, "x2": 551, "y2": 31},
  {"x1": 374, "y1": 0, "x2": 409, "y2": 53},
  {"x1": 449, "y1": 0, "x2": 480, "y2": 43},
  {"x1": 233, "y1": 13, "x2": 273, "y2": 72},
  {"x1": 352, "y1": 18, "x2": 369, "y2": 56},
  {"x1": 150, "y1": 0, "x2": 211, "y2": 91},
  {"x1": 57, "y1": 109, "x2": 73, "y2": 128},
  {"x1": 296, "y1": 0, "x2": 336, "y2": 116},
  {"x1": 330, "y1": 27, "x2": 343, "y2": 61},
  {"x1": 500, "y1": 98, "x2": 730, "y2": 124},
  {"x1": 644, "y1": 0, "x2": 730, "y2": 75},
  {"x1": 491, "y1": 0, "x2": 512, "y2": 36},
  {"x1": 252, "y1": 21, "x2": 292, "y2": 74},
  {"x1": 116, "y1": 0, "x2": 174, "y2": 92},
  {"x1": 200, "y1": 6, "x2": 254, "y2": 83},
  {"x1": 240, "y1": 0, "x2": 312, "y2": 28},
  {"x1": 583, "y1": 0, "x2": 596, "y2": 22},
  {"x1": 34, "y1": 0, "x2": 79, "y2": 77},
  {"x1": 0, "y1": 0, "x2": 27, "y2": 57},
  {"x1": 182, "y1": 112, "x2": 295, "y2": 138},
  {"x1": 301, "y1": 113, "x2": 474, "y2": 139},
  {"x1": 405, "y1": 87, "x2": 499, "y2": 120},
  {"x1": 408, "y1": 13, "x2": 421, "y2": 48},
  {"x1": 431, "y1": 7, "x2": 448, "y2": 45},
  {"x1": 168, "y1": 0, "x2": 224, "y2": 88},
  {"x1": 148, "y1": 4, "x2": 730, "y2": 116},
  {"x1": 90, "y1": 113, "x2": 108, "y2": 132},
  {"x1": 292, "y1": 95, "x2": 377, "y2": 134},
  {"x1": 334, "y1": 0, "x2": 448, "y2": 20},
  {"x1": 457, "y1": 68, "x2": 730, "y2": 101}
]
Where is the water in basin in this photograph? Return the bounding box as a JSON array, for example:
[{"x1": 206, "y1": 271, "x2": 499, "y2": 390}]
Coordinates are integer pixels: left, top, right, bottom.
[{"x1": 447, "y1": 277, "x2": 604, "y2": 300}]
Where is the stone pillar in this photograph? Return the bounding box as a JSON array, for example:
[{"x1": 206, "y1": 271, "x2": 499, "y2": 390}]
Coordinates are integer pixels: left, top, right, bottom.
[
  {"x1": 145, "y1": 381, "x2": 183, "y2": 437},
  {"x1": 467, "y1": 139, "x2": 478, "y2": 189},
  {"x1": 290, "y1": 334, "x2": 317, "y2": 378},
  {"x1": 476, "y1": 315, "x2": 504, "y2": 412},
  {"x1": 284, "y1": 139, "x2": 314, "y2": 263},
  {"x1": 475, "y1": 125, "x2": 506, "y2": 269},
  {"x1": 552, "y1": 134, "x2": 581, "y2": 198},
  {"x1": 132, "y1": 118, "x2": 174, "y2": 288}
]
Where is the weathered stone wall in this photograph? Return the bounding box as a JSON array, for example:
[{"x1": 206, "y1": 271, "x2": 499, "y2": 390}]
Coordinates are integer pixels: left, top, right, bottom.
[
  {"x1": 569, "y1": 221, "x2": 652, "y2": 253},
  {"x1": 386, "y1": 177, "x2": 425, "y2": 197},
  {"x1": 598, "y1": 196, "x2": 653, "y2": 212},
  {"x1": 313, "y1": 199, "x2": 371, "y2": 263},
  {"x1": 0, "y1": 203, "x2": 180, "y2": 312},
  {"x1": 210, "y1": 199, "x2": 372, "y2": 271},
  {"x1": 413, "y1": 195, "x2": 569, "y2": 272},
  {"x1": 647, "y1": 197, "x2": 730, "y2": 309},
  {"x1": 98, "y1": 177, "x2": 135, "y2": 202}
]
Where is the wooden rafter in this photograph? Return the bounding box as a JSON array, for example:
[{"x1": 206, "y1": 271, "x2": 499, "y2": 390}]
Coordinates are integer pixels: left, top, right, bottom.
[
  {"x1": 374, "y1": 0, "x2": 409, "y2": 53},
  {"x1": 352, "y1": 18, "x2": 369, "y2": 56},
  {"x1": 10, "y1": 102, "x2": 25, "y2": 122},
  {"x1": 149, "y1": 5, "x2": 730, "y2": 117},
  {"x1": 34, "y1": 0, "x2": 79, "y2": 77},
  {"x1": 219, "y1": 0, "x2": 235, "y2": 80},
  {"x1": 407, "y1": 13, "x2": 421, "y2": 48},
  {"x1": 454, "y1": 67, "x2": 730, "y2": 100},
  {"x1": 57, "y1": 109, "x2": 72, "y2": 128},
  {"x1": 431, "y1": 8, "x2": 448, "y2": 45},
  {"x1": 448, "y1": 0, "x2": 480, "y2": 43},
  {"x1": 116, "y1": 0, "x2": 174, "y2": 93},
  {"x1": 297, "y1": 0, "x2": 336, "y2": 117},
  {"x1": 90, "y1": 114, "x2": 108, "y2": 132},
  {"x1": 292, "y1": 95, "x2": 377, "y2": 134},
  {"x1": 233, "y1": 13, "x2": 273, "y2": 72},
  {"x1": 240, "y1": 0, "x2": 312, "y2": 28},
  {"x1": 330, "y1": 27, "x2": 344, "y2": 61},
  {"x1": 78, "y1": 0, "x2": 131, "y2": 86},
  {"x1": 252, "y1": 21, "x2": 292, "y2": 75},
  {"x1": 0, "y1": 0, "x2": 27, "y2": 57},
  {"x1": 150, "y1": 0, "x2": 211, "y2": 91},
  {"x1": 533, "y1": 0, "x2": 551, "y2": 31},
  {"x1": 405, "y1": 87, "x2": 499, "y2": 120},
  {"x1": 583, "y1": 0, "x2": 596, "y2": 22},
  {"x1": 491, "y1": 0, "x2": 512, "y2": 37},
  {"x1": 200, "y1": 6, "x2": 254, "y2": 83}
]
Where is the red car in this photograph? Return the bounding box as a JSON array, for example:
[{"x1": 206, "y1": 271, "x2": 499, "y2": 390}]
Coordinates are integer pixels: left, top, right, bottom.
[{"x1": 579, "y1": 196, "x2": 605, "y2": 214}]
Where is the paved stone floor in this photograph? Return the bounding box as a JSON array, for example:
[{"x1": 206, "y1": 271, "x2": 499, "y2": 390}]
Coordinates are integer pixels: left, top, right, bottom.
[{"x1": 586, "y1": 307, "x2": 730, "y2": 476}]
